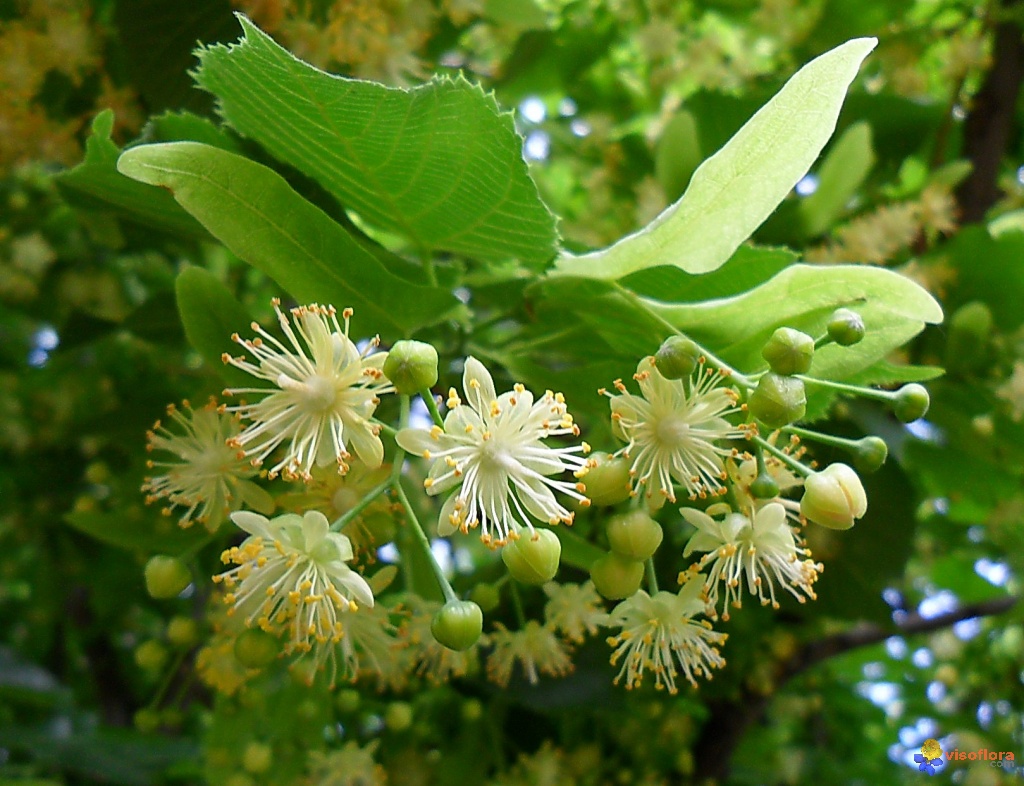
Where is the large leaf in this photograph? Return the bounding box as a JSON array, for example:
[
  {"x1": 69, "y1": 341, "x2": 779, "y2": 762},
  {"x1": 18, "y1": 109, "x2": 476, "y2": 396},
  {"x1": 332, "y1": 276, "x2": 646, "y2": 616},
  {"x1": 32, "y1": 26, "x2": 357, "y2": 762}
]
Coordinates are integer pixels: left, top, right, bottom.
[
  {"x1": 537, "y1": 264, "x2": 942, "y2": 385},
  {"x1": 551, "y1": 38, "x2": 876, "y2": 279},
  {"x1": 175, "y1": 267, "x2": 253, "y2": 387},
  {"x1": 54, "y1": 111, "x2": 210, "y2": 239},
  {"x1": 798, "y1": 120, "x2": 875, "y2": 237},
  {"x1": 194, "y1": 16, "x2": 558, "y2": 267},
  {"x1": 116, "y1": 142, "x2": 461, "y2": 339}
]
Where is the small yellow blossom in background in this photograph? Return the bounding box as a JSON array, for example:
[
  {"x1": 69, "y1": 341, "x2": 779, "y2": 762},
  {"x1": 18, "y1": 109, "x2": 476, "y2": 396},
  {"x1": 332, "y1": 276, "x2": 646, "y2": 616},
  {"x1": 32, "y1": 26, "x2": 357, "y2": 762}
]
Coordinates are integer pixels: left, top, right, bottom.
[
  {"x1": 196, "y1": 633, "x2": 258, "y2": 697},
  {"x1": 542, "y1": 581, "x2": 606, "y2": 644},
  {"x1": 486, "y1": 621, "x2": 573, "y2": 686},
  {"x1": 142, "y1": 399, "x2": 272, "y2": 531},
  {"x1": 307, "y1": 740, "x2": 387, "y2": 786}
]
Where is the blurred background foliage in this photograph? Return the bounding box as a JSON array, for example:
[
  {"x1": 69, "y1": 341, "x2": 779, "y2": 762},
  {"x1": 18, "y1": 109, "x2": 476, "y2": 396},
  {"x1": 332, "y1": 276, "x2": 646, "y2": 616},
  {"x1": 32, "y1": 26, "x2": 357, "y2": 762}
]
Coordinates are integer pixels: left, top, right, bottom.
[{"x1": 1, "y1": 0, "x2": 1023, "y2": 784}]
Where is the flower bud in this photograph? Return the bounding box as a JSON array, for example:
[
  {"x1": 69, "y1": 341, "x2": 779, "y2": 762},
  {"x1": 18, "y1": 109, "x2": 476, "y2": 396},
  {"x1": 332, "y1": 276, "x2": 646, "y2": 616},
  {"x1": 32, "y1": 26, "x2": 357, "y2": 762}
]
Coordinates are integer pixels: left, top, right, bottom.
[
  {"x1": 385, "y1": 701, "x2": 414, "y2": 732},
  {"x1": 827, "y1": 308, "x2": 865, "y2": 346},
  {"x1": 946, "y1": 301, "x2": 992, "y2": 374},
  {"x1": 501, "y1": 528, "x2": 561, "y2": 585},
  {"x1": 134, "y1": 640, "x2": 169, "y2": 672},
  {"x1": 134, "y1": 708, "x2": 161, "y2": 734},
  {"x1": 893, "y1": 383, "x2": 930, "y2": 423},
  {"x1": 590, "y1": 552, "x2": 644, "y2": 600},
  {"x1": 469, "y1": 583, "x2": 501, "y2": 613},
  {"x1": 800, "y1": 463, "x2": 867, "y2": 530},
  {"x1": 853, "y1": 436, "x2": 888, "y2": 473},
  {"x1": 605, "y1": 510, "x2": 663, "y2": 560},
  {"x1": 748, "y1": 373, "x2": 806, "y2": 428},
  {"x1": 233, "y1": 628, "x2": 280, "y2": 668},
  {"x1": 655, "y1": 336, "x2": 700, "y2": 380},
  {"x1": 166, "y1": 616, "x2": 199, "y2": 648},
  {"x1": 336, "y1": 689, "x2": 361, "y2": 714},
  {"x1": 144, "y1": 555, "x2": 191, "y2": 599},
  {"x1": 761, "y1": 327, "x2": 815, "y2": 375},
  {"x1": 383, "y1": 340, "x2": 439, "y2": 394},
  {"x1": 748, "y1": 471, "x2": 780, "y2": 499},
  {"x1": 431, "y1": 599, "x2": 484, "y2": 651},
  {"x1": 582, "y1": 452, "x2": 632, "y2": 506},
  {"x1": 243, "y1": 742, "x2": 273, "y2": 774}
]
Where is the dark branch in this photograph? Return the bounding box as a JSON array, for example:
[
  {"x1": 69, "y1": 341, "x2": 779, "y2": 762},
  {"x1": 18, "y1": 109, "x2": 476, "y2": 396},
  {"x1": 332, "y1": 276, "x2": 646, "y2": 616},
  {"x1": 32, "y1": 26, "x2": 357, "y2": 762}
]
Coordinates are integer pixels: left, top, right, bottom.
[{"x1": 693, "y1": 594, "x2": 1018, "y2": 783}]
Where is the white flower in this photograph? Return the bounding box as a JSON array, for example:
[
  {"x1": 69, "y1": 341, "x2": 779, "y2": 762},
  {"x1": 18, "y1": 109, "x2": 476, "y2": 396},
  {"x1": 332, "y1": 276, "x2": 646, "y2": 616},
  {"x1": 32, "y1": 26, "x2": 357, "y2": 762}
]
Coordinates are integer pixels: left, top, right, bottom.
[
  {"x1": 486, "y1": 621, "x2": 574, "y2": 686},
  {"x1": 603, "y1": 581, "x2": 726, "y2": 694},
  {"x1": 543, "y1": 581, "x2": 605, "y2": 644},
  {"x1": 681, "y1": 502, "x2": 821, "y2": 620},
  {"x1": 142, "y1": 398, "x2": 271, "y2": 530},
  {"x1": 396, "y1": 357, "x2": 590, "y2": 546},
  {"x1": 222, "y1": 300, "x2": 393, "y2": 481},
  {"x1": 214, "y1": 510, "x2": 374, "y2": 675},
  {"x1": 605, "y1": 356, "x2": 746, "y2": 508}
]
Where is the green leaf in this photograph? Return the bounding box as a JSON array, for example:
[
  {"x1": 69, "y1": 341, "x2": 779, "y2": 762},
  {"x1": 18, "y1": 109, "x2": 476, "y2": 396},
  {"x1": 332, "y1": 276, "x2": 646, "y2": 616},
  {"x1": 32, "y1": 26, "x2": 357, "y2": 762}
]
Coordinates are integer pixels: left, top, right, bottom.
[
  {"x1": 553, "y1": 527, "x2": 606, "y2": 572},
  {"x1": 144, "y1": 109, "x2": 241, "y2": 151},
  {"x1": 551, "y1": 38, "x2": 877, "y2": 279},
  {"x1": 116, "y1": 142, "x2": 461, "y2": 339},
  {"x1": 54, "y1": 111, "x2": 210, "y2": 239},
  {"x1": 175, "y1": 267, "x2": 254, "y2": 387},
  {"x1": 798, "y1": 121, "x2": 875, "y2": 237},
  {"x1": 194, "y1": 16, "x2": 557, "y2": 267},
  {"x1": 64, "y1": 508, "x2": 210, "y2": 554},
  {"x1": 654, "y1": 109, "x2": 702, "y2": 200}
]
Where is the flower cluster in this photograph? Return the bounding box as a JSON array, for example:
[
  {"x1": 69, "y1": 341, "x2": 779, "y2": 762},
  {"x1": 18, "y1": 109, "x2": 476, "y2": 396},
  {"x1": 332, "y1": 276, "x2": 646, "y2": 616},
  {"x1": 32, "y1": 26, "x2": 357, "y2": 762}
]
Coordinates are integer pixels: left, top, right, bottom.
[{"x1": 397, "y1": 357, "x2": 591, "y2": 545}]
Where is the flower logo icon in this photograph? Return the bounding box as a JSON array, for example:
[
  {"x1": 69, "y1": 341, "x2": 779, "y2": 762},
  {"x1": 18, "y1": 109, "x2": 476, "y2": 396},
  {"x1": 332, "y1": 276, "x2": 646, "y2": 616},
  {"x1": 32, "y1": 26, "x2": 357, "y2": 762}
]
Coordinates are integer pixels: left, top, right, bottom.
[{"x1": 914, "y1": 739, "x2": 944, "y2": 776}]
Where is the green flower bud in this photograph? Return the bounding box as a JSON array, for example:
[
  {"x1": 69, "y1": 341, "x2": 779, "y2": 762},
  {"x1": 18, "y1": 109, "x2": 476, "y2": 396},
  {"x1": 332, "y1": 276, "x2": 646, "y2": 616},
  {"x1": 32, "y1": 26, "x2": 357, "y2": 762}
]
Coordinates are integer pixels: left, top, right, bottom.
[
  {"x1": 134, "y1": 708, "x2": 161, "y2": 734},
  {"x1": 655, "y1": 336, "x2": 701, "y2": 380},
  {"x1": 430, "y1": 599, "x2": 484, "y2": 651},
  {"x1": 335, "y1": 689, "x2": 361, "y2": 714},
  {"x1": 144, "y1": 555, "x2": 191, "y2": 599},
  {"x1": 385, "y1": 701, "x2": 414, "y2": 732},
  {"x1": 501, "y1": 528, "x2": 561, "y2": 585},
  {"x1": 893, "y1": 383, "x2": 930, "y2": 423},
  {"x1": 582, "y1": 452, "x2": 633, "y2": 507},
  {"x1": 233, "y1": 628, "x2": 280, "y2": 668},
  {"x1": 590, "y1": 552, "x2": 644, "y2": 600},
  {"x1": 827, "y1": 308, "x2": 865, "y2": 346},
  {"x1": 166, "y1": 616, "x2": 199, "y2": 648},
  {"x1": 748, "y1": 471, "x2": 780, "y2": 499},
  {"x1": 383, "y1": 340, "x2": 439, "y2": 394},
  {"x1": 748, "y1": 373, "x2": 806, "y2": 428},
  {"x1": 800, "y1": 463, "x2": 867, "y2": 530},
  {"x1": 243, "y1": 742, "x2": 273, "y2": 774},
  {"x1": 461, "y1": 698, "x2": 483, "y2": 722},
  {"x1": 469, "y1": 583, "x2": 501, "y2": 613},
  {"x1": 947, "y1": 301, "x2": 992, "y2": 352},
  {"x1": 134, "y1": 640, "x2": 169, "y2": 672},
  {"x1": 761, "y1": 327, "x2": 815, "y2": 375},
  {"x1": 605, "y1": 510, "x2": 663, "y2": 560},
  {"x1": 853, "y1": 436, "x2": 888, "y2": 473}
]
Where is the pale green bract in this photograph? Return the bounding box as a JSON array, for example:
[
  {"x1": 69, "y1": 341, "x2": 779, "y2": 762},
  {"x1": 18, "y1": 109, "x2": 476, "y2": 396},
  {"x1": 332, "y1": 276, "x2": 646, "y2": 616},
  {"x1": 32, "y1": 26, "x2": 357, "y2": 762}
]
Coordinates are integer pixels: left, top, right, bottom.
[{"x1": 552, "y1": 37, "x2": 877, "y2": 279}]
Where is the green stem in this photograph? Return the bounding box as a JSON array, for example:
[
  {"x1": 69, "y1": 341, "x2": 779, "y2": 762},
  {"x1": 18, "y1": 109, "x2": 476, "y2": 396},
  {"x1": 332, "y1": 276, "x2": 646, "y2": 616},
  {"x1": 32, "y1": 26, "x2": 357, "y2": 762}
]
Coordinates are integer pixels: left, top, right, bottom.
[
  {"x1": 754, "y1": 440, "x2": 770, "y2": 478},
  {"x1": 645, "y1": 557, "x2": 659, "y2": 595},
  {"x1": 420, "y1": 390, "x2": 445, "y2": 428},
  {"x1": 329, "y1": 479, "x2": 391, "y2": 532},
  {"x1": 813, "y1": 334, "x2": 834, "y2": 350},
  {"x1": 753, "y1": 435, "x2": 813, "y2": 478},
  {"x1": 373, "y1": 419, "x2": 398, "y2": 439},
  {"x1": 509, "y1": 580, "x2": 527, "y2": 628},
  {"x1": 794, "y1": 375, "x2": 896, "y2": 403},
  {"x1": 147, "y1": 649, "x2": 188, "y2": 710},
  {"x1": 783, "y1": 424, "x2": 862, "y2": 452},
  {"x1": 611, "y1": 282, "x2": 755, "y2": 389}
]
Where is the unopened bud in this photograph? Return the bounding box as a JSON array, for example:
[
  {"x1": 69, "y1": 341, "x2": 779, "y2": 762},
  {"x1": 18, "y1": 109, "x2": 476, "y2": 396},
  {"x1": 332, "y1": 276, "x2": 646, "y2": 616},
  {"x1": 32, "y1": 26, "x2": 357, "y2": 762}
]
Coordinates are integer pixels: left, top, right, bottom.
[
  {"x1": 946, "y1": 301, "x2": 992, "y2": 374},
  {"x1": 431, "y1": 599, "x2": 483, "y2": 651},
  {"x1": 605, "y1": 510, "x2": 663, "y2": 560},
  {"x1": 166, "y1": 616, "x2": 199, "y2": 648},
  {"x1": 800, "y1": 463, "x2": 867, "y2": 530},
  {"x1": 233, "y1": 628, "x2": 280, "y2": 668},
  {"x1": 134, "y1": 640, "x2": 169, "y2": 672},
  {"x1": 582, "y1": 452, "x2": 632, "y2": 506},
  {"x1": 853, "y1": 436, "x2": 888, "y2": 473},
  {"x1": 655, "y1": 336, "x2": 700, "y2": 380},
  {"x1": 501, "y1": 528, "x2": 561, "y2": 585},
  {"x1": 469, "y1": 583, "x2": 501, "y2": 613},
  {"x1": 383, "y1": 340, "x2": 439, "y2": 394},
  {"x1": 748, "y1": 471, "x2": 780, "y2": 499},
  {"x1": 242, "y1": 742, "x2": 273, "y2": 774},
  {"x1": 385, "y1": 701, "x2": 414, "y2": 732},
  {"x1": 893, "y1": 383, "x2": 930, "y2": 423},
  {"x1": 761, "y1": 327, "x2": 814, "y2": 375},
  {"x1": 827, "y1": 308, "x2": 865, "y2": 346},
  {"x1": 590, "y1": 552, "x2": 644, "y2": 600},
  {"x1": 144, "y1": 555, "x2": 191, "y2": 599},
  {"x1": 748, "y1": 373, "x2": 806, "y2": 428}
]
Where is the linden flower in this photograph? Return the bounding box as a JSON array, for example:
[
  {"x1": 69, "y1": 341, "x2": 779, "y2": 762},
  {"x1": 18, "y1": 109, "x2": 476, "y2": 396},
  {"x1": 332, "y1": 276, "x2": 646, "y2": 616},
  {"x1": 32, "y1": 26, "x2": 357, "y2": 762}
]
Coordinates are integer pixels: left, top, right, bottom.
[
  {"x1": 222, "y1": 300, "x2": 393, "y2": 481},
  {"x1": 396, "y1": 357, "x2": 591, "y2": 545},
  {"x1": 486, "y1": 621, "x2": 574, "y2": 686},
  {"x1": 604, "y1": 356, "x2": 746, "y2": 508},
  {"x1": 142, "y1": 399, "x2": 272, "y2": 531},
  {"x1": 680, "y1": 502, "x2": 822, "y2": 620},
  {"x1": 543, "y1": 581, "x2": 606, "y2": 644},
  {"x1": 604, "y1": 581, "x2": 727, "y2": 694},
  {"x1": 213, "y1": 510, "x2": 373, "y2": 675}
]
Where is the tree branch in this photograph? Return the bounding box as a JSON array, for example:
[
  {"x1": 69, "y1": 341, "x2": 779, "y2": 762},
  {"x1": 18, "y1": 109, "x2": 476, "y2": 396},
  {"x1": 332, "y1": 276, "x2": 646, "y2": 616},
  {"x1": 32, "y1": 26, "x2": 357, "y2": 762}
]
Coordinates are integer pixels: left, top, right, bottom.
[{"x1": 693, "y1": 594, "x2": 1018, "y2": 783}]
